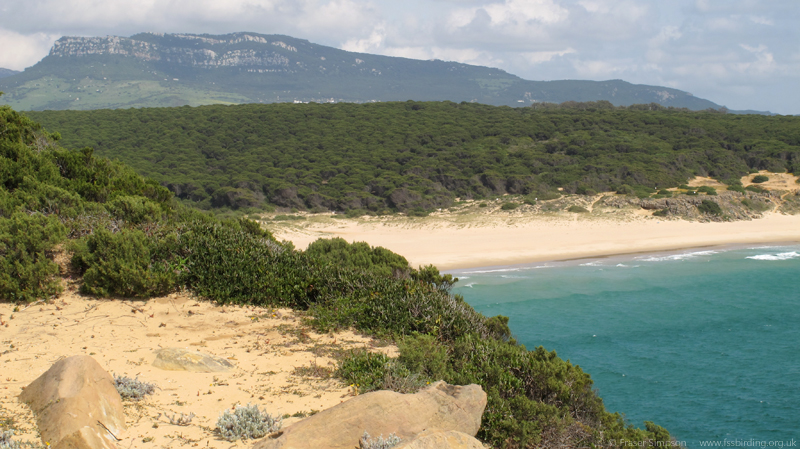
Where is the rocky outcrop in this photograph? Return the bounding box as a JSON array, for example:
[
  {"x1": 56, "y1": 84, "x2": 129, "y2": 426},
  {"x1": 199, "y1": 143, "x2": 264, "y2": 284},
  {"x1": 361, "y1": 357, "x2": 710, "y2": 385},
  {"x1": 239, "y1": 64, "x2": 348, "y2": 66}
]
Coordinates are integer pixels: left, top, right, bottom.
[
  {"x1": 599, "y1": 191, "x2": 779, "y2": 221},
  {"x1": 254, "y1": 381, "x2": 486, "y2": 449},
  {"x1": 152, "y1": 348, "x2": 234, "y2": 372},
  {"x1": 49, "y1": 34, "x2": 291, "y2": 69},
  {"x1": 19, "y1": 355, "x2": 125, "y2": 449},
  {"x1": 394, "y1": 430, "x2": 486, "y2": 449}
]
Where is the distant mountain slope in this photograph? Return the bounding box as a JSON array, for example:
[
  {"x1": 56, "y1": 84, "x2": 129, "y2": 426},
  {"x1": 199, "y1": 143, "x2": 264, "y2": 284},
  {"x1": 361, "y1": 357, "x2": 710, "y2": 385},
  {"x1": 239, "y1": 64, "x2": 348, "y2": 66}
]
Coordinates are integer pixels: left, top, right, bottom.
[
  {"x1": 1, "y1": 32, "x2": 724, "y2": 111},
  {"x1": 0, "y1": 68, "x2": 19, "y2": 79}
]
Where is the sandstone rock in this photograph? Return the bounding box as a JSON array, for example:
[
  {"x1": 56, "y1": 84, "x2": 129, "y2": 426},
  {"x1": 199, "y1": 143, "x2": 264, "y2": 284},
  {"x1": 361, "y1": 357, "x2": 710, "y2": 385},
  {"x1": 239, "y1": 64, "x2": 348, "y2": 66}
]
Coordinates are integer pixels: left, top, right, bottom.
[
  {"x1": 255, "y1": 381, "x2": 486, "y2": 449},
  {"x1": 152, "y1": 348, "x2": 234, "y2": 372},
  {"x1": 19, "y1": 355, "x2": 125, "y2": 449},
  {"x1": 394, "y1": 430, "x2": 486, "y2": 449}
]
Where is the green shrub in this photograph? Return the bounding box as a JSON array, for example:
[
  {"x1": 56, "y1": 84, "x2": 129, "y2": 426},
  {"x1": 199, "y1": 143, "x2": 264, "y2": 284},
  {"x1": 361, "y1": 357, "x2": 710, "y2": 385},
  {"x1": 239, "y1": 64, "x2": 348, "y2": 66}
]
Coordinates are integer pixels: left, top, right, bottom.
[
  {"x1": 627, "y1": 186, "x2": 653, "y2": 198},
  {"x1": 181, "y1": 222, "x2": 311, "y2": 307},
  {"x1": 751, "y1": 175, "x2": 769, "y2": 183},
  {"x1": 346, "y1": 209, "x2": 367, "y2": 218},
  {"x1": 686, "y1": 190, "x2": 698, "y2": 196},
  {"x1": 272, "y1": 214, "x2": 305, "y2": 221},
  {"x1": 311, "y1": 275, "x2": 491, "y2": 342},
  {"x1": 107, "y1": 195, "x2": 163, "y2": 224},
  {"x1": 0, "y1": 212, "x2": 65, "y2": 302},
  {"x1": 306, "y1": 238, "x2": 411, "y2": 278},
  {"x1": 656, "y1": 189, "x2": 672, "y2": 196},
  {"x1": 745, "y1": 185, "x2": 765, "y2": 193},
  {"x1": 653, "y1": 209, "x2": 669, "y2": 217},
  {"x1": 741, "y1": 198, "x2": 771, "y2": 212},
  {"x1": 536, "y1": 191, "x2": 562, "y2": 201},
  {"x1": 485, "y1": 315, "x2": 512, "y2": 341},
  {"x1": 501, "y1": 202, "x2": 520, "y2": 210},
  {"x1": 478, "y1": 203, "x2": 488, "y2": 208},
  {"x1": 616, "y1": 185, "x2": 635, "y2": 195},
  {"x1": 447, "y1": 336, "x2": 602, "y2": 447},
  {"x1": 727, "y1": 185, "x2": 746, "y2": 193},
  {"x1": 696, "y1": 186, "x2": 717, "y2": 195},
  {"x1": 697, "y1": 200, "x2": 723, "y2": 215},
  {"x1": 410, "y1": 264, "x2": 457, "y2": 292},
  {"x1": 397, "y1": 333, "x2": 450, "y2": 381},
  {"x1": 217, "y1": 404, "x2": 282, "y2": 441},
  {"x1": 73, "y1": 228, "x2": 180, "y2": 298},
  {"x1": 337, "y1": 350, "x2": 392, "y2": 393},
  {"x1": 567, "y1": 205, "x2": 589, "y2": 213}
]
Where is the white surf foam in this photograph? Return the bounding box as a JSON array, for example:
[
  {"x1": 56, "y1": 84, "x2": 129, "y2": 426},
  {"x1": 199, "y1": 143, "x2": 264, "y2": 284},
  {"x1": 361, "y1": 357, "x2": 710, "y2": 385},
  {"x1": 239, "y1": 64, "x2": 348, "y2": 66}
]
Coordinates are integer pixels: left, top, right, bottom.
[
  {"x1": 746, "y1": 251, "x2": 800, "y2": 261},
  {"x1": 637, "y1": 250, "x2": 719, "y2": 262}
]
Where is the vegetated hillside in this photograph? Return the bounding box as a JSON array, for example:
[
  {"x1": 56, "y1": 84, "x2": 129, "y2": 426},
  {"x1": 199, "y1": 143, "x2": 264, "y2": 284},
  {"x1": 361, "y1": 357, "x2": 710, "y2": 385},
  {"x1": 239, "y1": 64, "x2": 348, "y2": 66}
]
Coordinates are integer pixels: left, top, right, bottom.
[
  {"x1": 0, "y1": 68, "x2": 19, "y2": 79},
  {"x1": 1, "y1": 101, "x2": 676, "y2": 448},
  {"x1": 28, "y1": 101, "x2": 800, "y2": 214},
  {"x1": 0, "y1": 32, "x2": 723, "y2": 111}
]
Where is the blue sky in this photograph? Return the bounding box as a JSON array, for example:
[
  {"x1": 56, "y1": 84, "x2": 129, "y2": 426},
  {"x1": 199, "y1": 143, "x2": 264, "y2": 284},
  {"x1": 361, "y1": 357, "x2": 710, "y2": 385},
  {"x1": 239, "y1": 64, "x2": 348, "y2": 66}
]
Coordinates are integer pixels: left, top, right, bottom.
[{"x1": 1, "y1": 0, "x2": 797, "y2": 113}]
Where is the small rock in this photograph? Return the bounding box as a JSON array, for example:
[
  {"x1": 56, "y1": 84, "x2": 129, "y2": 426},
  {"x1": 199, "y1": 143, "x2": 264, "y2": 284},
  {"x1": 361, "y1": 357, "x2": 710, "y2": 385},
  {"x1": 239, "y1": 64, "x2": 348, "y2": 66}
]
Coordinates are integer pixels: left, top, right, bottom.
[{"x1": 152, "y1": 348, "x2": 234, "y2": 372}]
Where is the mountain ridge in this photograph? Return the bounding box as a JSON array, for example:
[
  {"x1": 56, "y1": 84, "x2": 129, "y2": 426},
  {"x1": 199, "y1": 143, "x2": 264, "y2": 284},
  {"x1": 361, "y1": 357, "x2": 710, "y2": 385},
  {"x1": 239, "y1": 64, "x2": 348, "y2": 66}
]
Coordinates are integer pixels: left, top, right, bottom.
[
  {"x1": 0, "y1": 68, "x2": 19, "y2": 79},
  {"x1": 0, "y1": 31, "x2": 744, "y2": 112}
]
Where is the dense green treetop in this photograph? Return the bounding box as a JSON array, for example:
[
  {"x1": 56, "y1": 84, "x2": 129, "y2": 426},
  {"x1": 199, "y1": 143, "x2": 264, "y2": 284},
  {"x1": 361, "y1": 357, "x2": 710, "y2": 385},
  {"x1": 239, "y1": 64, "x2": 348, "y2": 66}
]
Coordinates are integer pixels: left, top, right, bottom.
[{"x1": 28, "y1": 101, "x2": 800, "y2": 213}]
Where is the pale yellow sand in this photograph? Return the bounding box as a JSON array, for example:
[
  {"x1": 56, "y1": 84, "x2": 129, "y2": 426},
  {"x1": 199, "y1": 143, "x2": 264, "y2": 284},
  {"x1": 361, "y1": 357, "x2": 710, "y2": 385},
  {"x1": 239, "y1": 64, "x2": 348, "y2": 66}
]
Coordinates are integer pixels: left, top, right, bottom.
[
  {"x1": 0, "y1": 291, "x2": 395, "y2": 447},
  {"x1": 269, "y1": 210, "x2": 800, "y2": 270}
]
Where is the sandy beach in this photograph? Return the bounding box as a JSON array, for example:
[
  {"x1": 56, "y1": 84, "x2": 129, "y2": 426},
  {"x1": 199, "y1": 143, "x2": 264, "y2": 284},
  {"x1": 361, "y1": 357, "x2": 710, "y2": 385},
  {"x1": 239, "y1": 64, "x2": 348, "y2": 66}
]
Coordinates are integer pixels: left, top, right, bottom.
[{"x1": 268, "y1": 207, "x2": 800, "y2": 270}]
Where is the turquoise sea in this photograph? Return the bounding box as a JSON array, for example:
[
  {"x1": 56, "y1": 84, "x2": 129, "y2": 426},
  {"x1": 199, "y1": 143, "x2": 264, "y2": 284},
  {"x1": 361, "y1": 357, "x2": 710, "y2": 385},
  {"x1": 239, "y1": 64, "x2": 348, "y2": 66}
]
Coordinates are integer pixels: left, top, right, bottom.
[{"x1": 449, "y1": 245, "x2": 800, "y2": 448}]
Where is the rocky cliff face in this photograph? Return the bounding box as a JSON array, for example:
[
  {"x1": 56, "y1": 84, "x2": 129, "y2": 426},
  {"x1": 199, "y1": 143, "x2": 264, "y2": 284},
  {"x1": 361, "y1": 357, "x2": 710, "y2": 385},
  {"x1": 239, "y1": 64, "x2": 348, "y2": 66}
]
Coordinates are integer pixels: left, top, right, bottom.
[{"x1": 49, "y1": 33, "x2": 294, "y2": 70}]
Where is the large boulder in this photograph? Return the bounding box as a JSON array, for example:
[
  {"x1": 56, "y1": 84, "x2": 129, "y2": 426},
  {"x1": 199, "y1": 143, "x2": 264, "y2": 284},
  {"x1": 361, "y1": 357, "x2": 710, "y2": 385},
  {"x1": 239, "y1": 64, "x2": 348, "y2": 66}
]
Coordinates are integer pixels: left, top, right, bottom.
[
  {"x1": 19, "y1": 355, "x2": 126, "y2": 449},
  {"x1": 255, "y1": 381, "x2": 486, "y2": 449},
  {"x1": 152, "y1": 348, "x2": 234, "y2": 372},
  {"x1": 394, "y1": 430, "x2": 486, "y2": 449}
]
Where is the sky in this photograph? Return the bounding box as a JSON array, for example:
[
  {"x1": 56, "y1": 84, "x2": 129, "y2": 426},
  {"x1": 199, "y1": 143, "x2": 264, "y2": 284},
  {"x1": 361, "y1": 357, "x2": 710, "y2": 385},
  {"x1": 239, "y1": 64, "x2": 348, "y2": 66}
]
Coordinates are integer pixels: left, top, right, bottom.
[{"x1": 0, "y1": 0, "x2": 797, "y2": 114}]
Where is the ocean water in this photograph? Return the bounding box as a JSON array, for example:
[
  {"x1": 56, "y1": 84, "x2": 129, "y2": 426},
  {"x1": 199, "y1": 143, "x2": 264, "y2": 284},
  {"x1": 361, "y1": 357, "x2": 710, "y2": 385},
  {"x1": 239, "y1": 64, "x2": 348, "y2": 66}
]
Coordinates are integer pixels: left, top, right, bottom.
[{"x1": 450, "y1": 245, "x2": 800, "y2": 448}]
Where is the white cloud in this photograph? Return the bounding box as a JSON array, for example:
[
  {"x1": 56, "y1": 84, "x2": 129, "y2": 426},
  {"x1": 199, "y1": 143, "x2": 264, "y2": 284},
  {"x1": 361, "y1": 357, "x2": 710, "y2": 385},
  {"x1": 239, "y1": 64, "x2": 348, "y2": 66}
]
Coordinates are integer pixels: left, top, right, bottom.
[
  {"x1": 737, "y1": 44, "x2": 776, "y2": 75},
  {"x1": 572, "y1": 59, "x2": 637, "y2": 78},
  {"x1": 341, "y1": 26, "x2": 386, "y2": 54},
  {"x1": 522, "y1": 48, "x2": 575, "y2": 64},
  {"x1": 447, "y1": 0, "x2": 569, "y2": 33},
  {"x1": 0, "y1": 30, "x2": 59, "y2": 70},
  {"x1": 749, "y1": 16, "x2": 773, "y2": 26}
]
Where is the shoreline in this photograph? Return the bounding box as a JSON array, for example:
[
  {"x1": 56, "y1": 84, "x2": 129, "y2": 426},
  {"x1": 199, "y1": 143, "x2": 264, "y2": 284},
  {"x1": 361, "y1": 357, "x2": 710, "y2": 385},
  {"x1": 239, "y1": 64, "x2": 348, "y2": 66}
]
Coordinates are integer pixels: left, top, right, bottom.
[
  {"x1": 447, "y1": 240, "x2": 800, "y2": 274},
  {"x1": 268, "y1": 212, "x2": 800, "y2": 270}
]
